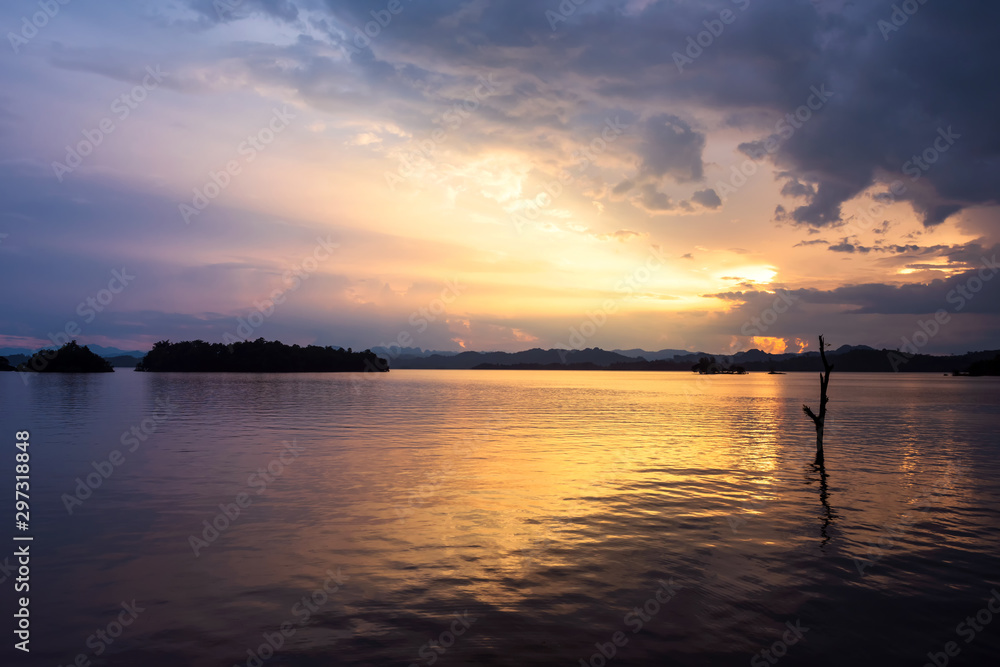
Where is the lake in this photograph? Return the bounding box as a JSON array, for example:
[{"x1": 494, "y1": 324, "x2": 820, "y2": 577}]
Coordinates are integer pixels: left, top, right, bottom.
[{"x1": 1, "y1": 370, "x2": 998, "y2": 666}]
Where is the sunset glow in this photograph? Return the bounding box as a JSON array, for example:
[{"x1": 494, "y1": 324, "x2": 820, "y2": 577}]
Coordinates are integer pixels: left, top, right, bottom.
[{"x1": 0, "y1": 1, "x2": 996, "y2": 355}]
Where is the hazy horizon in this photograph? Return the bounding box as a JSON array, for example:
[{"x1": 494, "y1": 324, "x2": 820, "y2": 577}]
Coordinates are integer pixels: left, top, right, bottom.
[{"x1": 2, "y1": 339, "x2": 994, "y2": 359}]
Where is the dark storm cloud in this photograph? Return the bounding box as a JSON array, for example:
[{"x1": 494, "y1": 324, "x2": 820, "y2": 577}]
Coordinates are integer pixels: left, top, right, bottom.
[
  {"x1": 112, "y1": 1, "x2": 998, "y2": 234},
  {"x1": 286, "y1": 0, "x2": 1000, "y2": 230},
  {"x1": 744, "y1": 4, "x2": 1000, "y2": 228}
]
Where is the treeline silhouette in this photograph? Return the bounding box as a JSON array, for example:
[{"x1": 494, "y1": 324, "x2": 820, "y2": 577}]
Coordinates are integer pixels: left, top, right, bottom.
[
  {"x1": 961, "y1": 353, "x2": 1000, "y2": 376},
  {"x1": 541, "y1": 348, "x2": 998, "y2": 373},
  {"x1": 0, "y1": 356, "x2": 15, "y2": 372},
  {"x1": 17, "y1": 341, "x2": 114, "y2": 373},
  {"x1": 135, "y1": 338, "x2": 389, "y2": 373},
  {"x1": 691, "y1": 356, "x2": 747, "y2": 374},
  {"x1": 393, "y1": 346, "x2": 1000, "y2": 372},
  {"x1": 466, "y1": 348, "x2": 1000, "y2": 374}
]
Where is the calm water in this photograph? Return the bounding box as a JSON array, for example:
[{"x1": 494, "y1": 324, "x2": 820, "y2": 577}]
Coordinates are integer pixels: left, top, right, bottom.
[{"x1": 1, "y1": 370, "x2": 999, "y2": 666}]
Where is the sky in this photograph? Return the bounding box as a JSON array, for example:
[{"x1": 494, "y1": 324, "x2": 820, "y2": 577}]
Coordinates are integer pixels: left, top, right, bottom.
[{"x1": 0, "y1": 0, "x2": 997, "y2": 355}]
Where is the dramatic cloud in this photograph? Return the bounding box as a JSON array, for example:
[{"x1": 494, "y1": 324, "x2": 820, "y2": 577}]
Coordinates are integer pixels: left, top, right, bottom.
[{"x1": 0, "y1": 0, "x2": 998, "y2": 354}]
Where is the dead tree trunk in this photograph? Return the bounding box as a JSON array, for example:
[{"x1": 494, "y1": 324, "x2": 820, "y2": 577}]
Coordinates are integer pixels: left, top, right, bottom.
[{"x1": 802, "y1": 335, "x2": 833, "y2": 464}]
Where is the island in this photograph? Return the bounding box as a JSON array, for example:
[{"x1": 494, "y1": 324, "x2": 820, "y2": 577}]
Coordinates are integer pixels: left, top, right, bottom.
[
  {"x1": 135, "y1": 338, "x2": 390, "y2": 373},
  {"x1": 17, "y1": 341, "x2": 114, "y2": 373},
  {"x1": 0, "y1": 356, "x2": 15, "y2": 372},
  {"x1": 691, "y1": 356, "x2": 747, "y2": 375}
]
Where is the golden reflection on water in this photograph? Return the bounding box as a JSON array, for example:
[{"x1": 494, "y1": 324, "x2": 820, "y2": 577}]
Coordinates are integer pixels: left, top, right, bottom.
[
  {"x1": 12, "y1": 370, "x2": 997, "y2": 665},
  {"x1": 274, "y1": 372, "x2": 822, "y2": 616}
]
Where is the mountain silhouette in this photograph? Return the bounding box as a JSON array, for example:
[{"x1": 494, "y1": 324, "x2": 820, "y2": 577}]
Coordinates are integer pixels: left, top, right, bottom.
[{"x1": 391, "y1": 346, "x2": 1000, "y2": 373}]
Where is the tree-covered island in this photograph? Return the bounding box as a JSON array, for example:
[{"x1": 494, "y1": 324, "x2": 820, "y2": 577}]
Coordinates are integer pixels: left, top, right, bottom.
[{"x1": 135, "y1": 338, "x2": 390, "y2": 372}]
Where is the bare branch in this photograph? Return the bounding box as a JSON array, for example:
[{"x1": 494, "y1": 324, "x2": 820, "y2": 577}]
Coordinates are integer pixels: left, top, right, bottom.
[{"x1": 804, "y1": 335, "x2": 833, "y2": 464}]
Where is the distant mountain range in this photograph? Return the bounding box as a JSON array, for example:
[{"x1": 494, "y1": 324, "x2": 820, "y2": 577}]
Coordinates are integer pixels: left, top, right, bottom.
[
  {"x1": 390, "y1": 345, "x2": 999, "y2": 374},
  {"x1": 0, "y1": 345, "x2": 146, "y2": 369},
  {"x1": 611, "y1": 348, "x2": 713, "y2": 360},
  {"x1": 0, "y1": 344, "x2": 146, "y2": 358},
  {"x1": 384, "y1": 345, "x2": 849, "y2": 369},
  {"x1": 3, "y1": 343, "x2": 998, "y2": 374},
  {"x1": 370, "y1": 346, "x2": 460, "y2": 358},
  {"x1": 370, "y1": 346, "x2": 700, "y2": 360}
]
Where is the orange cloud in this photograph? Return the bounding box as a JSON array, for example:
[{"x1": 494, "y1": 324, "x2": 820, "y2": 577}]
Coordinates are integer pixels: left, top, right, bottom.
[{"x1": 751, "y1": 336, "x2": 788, "y2": 354}]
